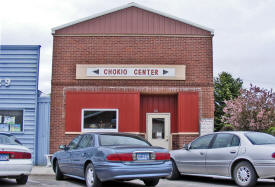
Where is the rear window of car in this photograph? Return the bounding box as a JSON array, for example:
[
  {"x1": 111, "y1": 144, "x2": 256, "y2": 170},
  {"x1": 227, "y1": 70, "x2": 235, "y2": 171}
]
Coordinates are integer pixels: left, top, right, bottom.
[
  {"x1": 99, "y1": 135, "x2": 151, "y2": 146},
  {"x1": 0, "y1": 134, "x2": 21, "y2": 145},
  {"x1": 245, "y1": 132, "x2": 275, "y2": 145}
]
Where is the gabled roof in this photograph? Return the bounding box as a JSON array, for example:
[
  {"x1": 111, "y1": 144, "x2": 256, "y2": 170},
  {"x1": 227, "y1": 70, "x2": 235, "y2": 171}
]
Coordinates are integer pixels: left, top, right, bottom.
[{"x1": 52, "y1": 2, "x2": 214, "y2": 35}]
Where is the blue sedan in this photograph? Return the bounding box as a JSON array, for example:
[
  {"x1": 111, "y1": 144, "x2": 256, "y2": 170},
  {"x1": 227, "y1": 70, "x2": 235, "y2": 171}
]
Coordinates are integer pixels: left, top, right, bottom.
[{"x1": 52, "y1": 132, "x2": 172, "y2": 187}]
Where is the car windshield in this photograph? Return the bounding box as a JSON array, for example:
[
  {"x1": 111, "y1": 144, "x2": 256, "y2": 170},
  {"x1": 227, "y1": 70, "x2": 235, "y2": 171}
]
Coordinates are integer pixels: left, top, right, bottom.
[
  {"x1": 245, "y1": 132, "x2": 275, "y2": 145},
  {"x1": 0, "y1": 134, "x2": 22, "y2": 145},
  {"x1": 99, "y1": 135, "x2": 150, "y2": 146}
]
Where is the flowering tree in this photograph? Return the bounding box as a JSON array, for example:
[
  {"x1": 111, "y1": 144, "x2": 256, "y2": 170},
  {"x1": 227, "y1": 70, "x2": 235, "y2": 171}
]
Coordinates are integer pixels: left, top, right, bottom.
[
  {"x1": 214, "y1": 72, "x2": 243, "y2": 131},
  {"x1": 222, "y1": 85, "x2": 275, "y2": 132}
]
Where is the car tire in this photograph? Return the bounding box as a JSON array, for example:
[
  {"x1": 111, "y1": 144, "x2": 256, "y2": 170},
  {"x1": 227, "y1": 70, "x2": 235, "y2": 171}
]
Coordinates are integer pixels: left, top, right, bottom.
[
  {"x1": 143, "y1": 178, "x2": 160, "y2": 186},
  {"x1": 167, "y1": 159, "x2": 180, "y2": 180},
  {"x1": 85, "y1": 163, "x2": 102, "y2": 187},
  {"x1": 55, "y1": 161, "x2": 64, "y2": 180},
  {"x1": 233, "y1": 161, "x2": 257, "y2": 187},
  {"x1": 16, "y1": 175, "x2": 28, "y2": 185}
]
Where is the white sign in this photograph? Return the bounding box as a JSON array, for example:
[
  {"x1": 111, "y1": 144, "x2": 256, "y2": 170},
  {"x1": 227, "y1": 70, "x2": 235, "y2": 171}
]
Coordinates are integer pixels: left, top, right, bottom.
[
  {"x1": 0, "y1": 79, "x2": 11, "y2": 87},
  {"x1": 86, "y1": 67, "x2": 175, "y2": 77},
  {"x1": 76, "y1": 64, "x2": 186, "y2": 80}
]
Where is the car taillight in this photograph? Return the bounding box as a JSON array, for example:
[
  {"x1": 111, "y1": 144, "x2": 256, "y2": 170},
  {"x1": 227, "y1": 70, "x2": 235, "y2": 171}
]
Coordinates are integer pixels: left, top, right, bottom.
[
  {"x1": 0, "y1": 151, "x2": 32, "y2": 159},
  {"x1": 10, "y1": 152, "x2": 32, "y2": 159},
  {"x1": 272, "y1": 153, "x2": 275, "y2": 159},
  {"x1": 155, "y1": 153, "x2": 170, "y2": 161},
  {"x1": 106, "y1": 153, "x2": 133, "y2": 161}
]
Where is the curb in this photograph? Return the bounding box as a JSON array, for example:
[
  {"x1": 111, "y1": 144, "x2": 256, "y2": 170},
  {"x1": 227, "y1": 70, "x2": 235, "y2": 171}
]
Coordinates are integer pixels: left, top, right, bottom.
[
  {"x1": 30, "y1": 173, "x2": 55, "y2": 176},
  {"x1": 30, "y1": 166, "x2": 55, "y2": 176}
]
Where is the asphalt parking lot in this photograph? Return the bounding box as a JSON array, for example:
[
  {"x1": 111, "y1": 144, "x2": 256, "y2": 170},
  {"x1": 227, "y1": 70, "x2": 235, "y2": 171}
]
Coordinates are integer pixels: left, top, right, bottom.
[{"x1": 0, "y1": 175, "x2": 274, "y2": 187}]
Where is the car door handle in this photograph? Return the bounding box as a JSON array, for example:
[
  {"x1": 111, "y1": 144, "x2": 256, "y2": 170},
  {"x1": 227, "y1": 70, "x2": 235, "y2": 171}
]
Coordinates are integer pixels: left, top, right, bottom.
[
  {"x1": 230, "y1": 150, "x2": 236, "y2": 154},
  {"x1": 200, "y1": 152, "x2": 204, "y2": 156},
  {"x1": 82, "y1": 153, "x2": 88, "y2": 157}
]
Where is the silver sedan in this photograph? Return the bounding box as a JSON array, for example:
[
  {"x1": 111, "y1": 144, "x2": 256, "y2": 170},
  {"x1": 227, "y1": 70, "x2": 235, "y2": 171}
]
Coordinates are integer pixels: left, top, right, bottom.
[{"x1": 169, "y1": 131, "x2": 275, "y2": 187}]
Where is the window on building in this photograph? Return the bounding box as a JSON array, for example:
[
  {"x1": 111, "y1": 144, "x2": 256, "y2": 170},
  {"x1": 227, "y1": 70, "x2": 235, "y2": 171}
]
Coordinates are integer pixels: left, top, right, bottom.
[
  {"x1": 82, "y1": 109, "x2": 118, "y2": 132},
  {"x1": 0, "y1": 110, "x2": 23, "y2": 132}
]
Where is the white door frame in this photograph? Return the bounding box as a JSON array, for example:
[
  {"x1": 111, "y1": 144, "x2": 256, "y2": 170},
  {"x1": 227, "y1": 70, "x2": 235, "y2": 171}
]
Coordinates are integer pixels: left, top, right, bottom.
[{"x1": 146, "y1": 113, "x2": 171, "y2": 150}]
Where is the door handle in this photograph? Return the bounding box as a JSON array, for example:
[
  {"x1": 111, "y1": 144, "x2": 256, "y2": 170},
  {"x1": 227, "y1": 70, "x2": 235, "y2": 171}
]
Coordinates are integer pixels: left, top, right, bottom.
[
  {"x1": 200, "y1": 152, "x2": 204, "y2": 156},
  {"x1": 82, "y1": 153, "x2": 88, "y2": 157},
  {"x1": 230, "y1": 150, "x2": 236, "y2": 154}
]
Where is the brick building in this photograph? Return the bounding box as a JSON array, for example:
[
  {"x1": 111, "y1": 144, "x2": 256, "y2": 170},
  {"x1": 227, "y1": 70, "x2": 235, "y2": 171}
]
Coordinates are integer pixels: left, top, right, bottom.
[{"x1": 50, "y1": 3, "x2": 214, "y2": 153}]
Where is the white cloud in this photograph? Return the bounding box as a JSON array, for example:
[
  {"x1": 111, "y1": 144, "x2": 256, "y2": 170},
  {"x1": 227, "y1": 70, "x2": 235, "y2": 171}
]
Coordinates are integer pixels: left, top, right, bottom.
[{"x1": 1, "y1": 0, "x2": 275, "y2": 93}]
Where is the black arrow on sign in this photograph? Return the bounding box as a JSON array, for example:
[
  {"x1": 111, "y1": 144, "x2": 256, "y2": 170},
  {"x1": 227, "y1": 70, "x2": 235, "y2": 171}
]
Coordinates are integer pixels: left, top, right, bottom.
[
  {"x1": 93, "y1": 69, "x2": 99, "y2": 75},
  {"x1": 163, "y1": 69, "x2": 169, "y2": 75}
]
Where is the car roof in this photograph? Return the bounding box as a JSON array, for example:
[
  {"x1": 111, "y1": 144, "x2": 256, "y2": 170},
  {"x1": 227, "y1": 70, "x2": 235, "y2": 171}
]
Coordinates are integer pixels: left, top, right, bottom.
[
  {"x1": 82, "y1": 132, "x2": 151, "y2": 145},
  {"x1": 214, "y1": 131, "x2": 266, "y2": 136},
  {"x1": 83, "y1": 132, "x2": 140, "y2": 136},
  {"x1": 0, "y1": 133, "x2": 13, "y2": 136}
]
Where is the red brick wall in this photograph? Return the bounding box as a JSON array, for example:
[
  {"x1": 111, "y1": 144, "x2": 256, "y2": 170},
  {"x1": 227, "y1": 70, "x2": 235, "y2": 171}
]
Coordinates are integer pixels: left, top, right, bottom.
[
  {"x1": 172, "y1": 134, "x2": 199, "y2": 150},
  {"x1": 52, "y1": 36, "x2": 213, "y2": 86},
  {"x1": 50, "y1": 36, "x2": 213, "y2": 153}
]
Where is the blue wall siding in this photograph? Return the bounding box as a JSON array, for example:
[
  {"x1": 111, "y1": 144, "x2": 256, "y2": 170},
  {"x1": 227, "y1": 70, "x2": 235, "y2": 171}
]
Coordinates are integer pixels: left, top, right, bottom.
[
  {"x1": 0, "y1": 45, "x2": 40, "y2": 162},
  {"x1": 36, "y1": 97, "x2": 50, "y2": 165}
]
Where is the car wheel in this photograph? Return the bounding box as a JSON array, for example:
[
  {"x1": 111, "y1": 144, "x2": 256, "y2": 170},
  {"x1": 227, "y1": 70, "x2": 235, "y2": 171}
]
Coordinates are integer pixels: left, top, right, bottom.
[
  {"x1": 143, "y1": 178, "x2": 160, "y2": 186},
  {"x1": 16, "y1": 175, "x2": 28, "y2": 185},
  {"x1": 167, "y1": 159, "x2": 180, "y2": 180},
  {"x1": 233, "y1": 161, "x2": 257, "y2": 187},
  {"x1": 85, "y1": 163, "x2": 102, "y2": 187},
  {"x1": 55, "y1": 161, "x2": 64, "y2": 180}
]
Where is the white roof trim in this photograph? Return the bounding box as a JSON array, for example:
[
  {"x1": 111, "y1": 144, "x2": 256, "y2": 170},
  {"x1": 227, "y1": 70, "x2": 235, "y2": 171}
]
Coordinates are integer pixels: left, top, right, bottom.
[{"x1": 52, "y1": 2, "x2": 214, "y2": 34}]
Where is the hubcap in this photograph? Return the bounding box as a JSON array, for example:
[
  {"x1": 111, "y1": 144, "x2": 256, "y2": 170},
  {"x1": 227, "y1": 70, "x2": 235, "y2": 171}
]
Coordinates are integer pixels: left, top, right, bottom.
[
  {"x1": 86, "y1": 167, "x2": 94, "y2": 186},
  {"x1": 237, "y1": 166, "x2": 250, "y2": 184}
]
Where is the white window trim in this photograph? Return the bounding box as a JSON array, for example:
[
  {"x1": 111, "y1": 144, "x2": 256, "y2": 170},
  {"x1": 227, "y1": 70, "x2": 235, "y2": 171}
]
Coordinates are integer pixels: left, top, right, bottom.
[{"x1": 81, "y1": 108, "x2": 119, "y2": 132}]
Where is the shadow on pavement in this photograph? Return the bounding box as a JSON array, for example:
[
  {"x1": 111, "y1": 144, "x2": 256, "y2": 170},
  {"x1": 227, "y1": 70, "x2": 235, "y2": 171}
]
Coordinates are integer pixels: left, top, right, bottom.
[
  {"x1": 174, "y1": 175, "x2": 275, "y2": 187},
  {"x1": 0, "y1": 178, "x2": 17, "y2": 186},
  {"x1": 66, "y1": 178, "x2": 145, "y2": 187}
]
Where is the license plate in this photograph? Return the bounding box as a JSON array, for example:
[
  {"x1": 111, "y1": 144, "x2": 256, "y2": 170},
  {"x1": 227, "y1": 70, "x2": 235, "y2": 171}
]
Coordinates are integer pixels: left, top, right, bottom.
[
  {"x1": 136, "y1": 153, "x2": 150, "y2": 161},
  {"x1": 0, "y1": 154, "x2": 9, "y2": 161}
]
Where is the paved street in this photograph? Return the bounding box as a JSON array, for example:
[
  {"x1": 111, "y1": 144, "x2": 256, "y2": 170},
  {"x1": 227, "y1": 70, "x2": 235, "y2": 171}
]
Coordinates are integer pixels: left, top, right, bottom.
[{"x1": 0, "y1": 175, "x2": 274, "y2": 187}]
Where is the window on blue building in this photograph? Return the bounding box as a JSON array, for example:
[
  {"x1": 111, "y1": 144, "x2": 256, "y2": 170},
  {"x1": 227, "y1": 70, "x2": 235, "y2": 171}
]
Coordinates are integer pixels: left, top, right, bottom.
[{"x1": 0, "y1": 110, "x2": 23, "y2": 132}]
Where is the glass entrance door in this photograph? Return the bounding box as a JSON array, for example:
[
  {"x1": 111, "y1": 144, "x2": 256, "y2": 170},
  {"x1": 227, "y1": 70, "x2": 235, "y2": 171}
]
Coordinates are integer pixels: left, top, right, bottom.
[{"x1": 146, "y1": 113, "x2": 170, "y2": 149}]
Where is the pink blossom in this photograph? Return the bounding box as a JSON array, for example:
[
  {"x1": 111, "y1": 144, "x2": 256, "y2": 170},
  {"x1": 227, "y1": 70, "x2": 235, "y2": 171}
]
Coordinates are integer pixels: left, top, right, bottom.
[{"x1": 222, "y1": 84, "x2": 275, "y2": 132}]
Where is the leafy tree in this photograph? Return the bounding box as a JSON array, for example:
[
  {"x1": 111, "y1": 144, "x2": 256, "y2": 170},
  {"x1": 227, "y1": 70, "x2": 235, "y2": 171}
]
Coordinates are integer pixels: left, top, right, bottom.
[
  {"x1": 222, "y1": 85, "x2": 275, "y2": 132},
  {"x1": 267, "y1": 127, "x2": 275, "y2": 136},
  {"x1": 214, "y1": 72, "x2": 243, "y2": 131}
]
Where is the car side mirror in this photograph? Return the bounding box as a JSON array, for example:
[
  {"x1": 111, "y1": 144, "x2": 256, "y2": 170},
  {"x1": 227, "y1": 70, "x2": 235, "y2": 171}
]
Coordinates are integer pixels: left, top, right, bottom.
[
  {"x1": 183, "y1": 144, "x2": 189, "y2": 150},
  {"x1": 59, "y1": 144, "x2": 69, "y2": 151}
]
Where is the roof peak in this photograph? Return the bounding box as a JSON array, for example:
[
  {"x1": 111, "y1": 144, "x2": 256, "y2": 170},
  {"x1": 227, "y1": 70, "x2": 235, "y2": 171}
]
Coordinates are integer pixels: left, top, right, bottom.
[{"x1": 52, "y1": 2, "x2": 214, "y2": 34}]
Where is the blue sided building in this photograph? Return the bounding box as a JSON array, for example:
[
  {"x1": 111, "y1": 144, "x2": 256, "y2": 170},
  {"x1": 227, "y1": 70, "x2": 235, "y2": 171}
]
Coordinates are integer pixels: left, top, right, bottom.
[{"x1": 0, "y1": 45, "x2": 50, "y2": 165}]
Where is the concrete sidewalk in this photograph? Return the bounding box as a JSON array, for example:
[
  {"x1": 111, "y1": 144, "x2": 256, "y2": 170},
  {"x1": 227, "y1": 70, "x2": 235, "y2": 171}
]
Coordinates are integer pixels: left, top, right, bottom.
[{"x1": 31, "y1": 166, "x2": 55, "y2": 176}]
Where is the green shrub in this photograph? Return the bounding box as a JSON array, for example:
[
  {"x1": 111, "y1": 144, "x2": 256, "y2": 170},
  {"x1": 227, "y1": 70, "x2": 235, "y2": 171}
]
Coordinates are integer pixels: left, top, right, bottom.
[
  {"x1": 220, "y1": 124, "x2": 235, "y2": 131},
  {"x1": 267, "y1": 127, "x2": 275, "y2": 136}
]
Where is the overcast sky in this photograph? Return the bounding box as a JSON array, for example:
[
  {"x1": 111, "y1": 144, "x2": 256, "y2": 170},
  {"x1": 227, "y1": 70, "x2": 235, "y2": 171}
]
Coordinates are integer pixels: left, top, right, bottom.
[{"x1": 1, "y1": 0, "x2": 274, "y2": 94}]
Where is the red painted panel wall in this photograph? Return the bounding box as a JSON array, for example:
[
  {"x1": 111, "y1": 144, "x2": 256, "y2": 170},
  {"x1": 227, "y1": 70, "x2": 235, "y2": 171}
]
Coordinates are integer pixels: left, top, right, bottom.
[
  {"x1": 140, "y1": 95, "x2": 177, "y2": 133},
  {"x1": 178, "y1": 92, "x2": 199, "y2": 132},
  {"x1": 56, "y1": 7, "x2": 211, "y2": 35},
  {"x1": 65, "y1": 92, "x2": 140, "y2": 132}
]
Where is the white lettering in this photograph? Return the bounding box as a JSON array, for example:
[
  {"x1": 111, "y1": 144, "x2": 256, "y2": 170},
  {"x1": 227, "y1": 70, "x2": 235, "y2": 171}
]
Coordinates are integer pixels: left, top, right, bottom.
[
  {"x1": 5, "y1": 79, "x2": 11, "y2": 87},
  {"x1": 86, "y1": 67, "x2": 176, "y2": 77},
  {"x1": 0, "y1": 78, "x2": 11, "y2": 87}
]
